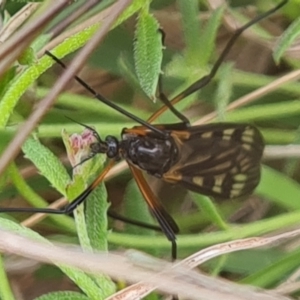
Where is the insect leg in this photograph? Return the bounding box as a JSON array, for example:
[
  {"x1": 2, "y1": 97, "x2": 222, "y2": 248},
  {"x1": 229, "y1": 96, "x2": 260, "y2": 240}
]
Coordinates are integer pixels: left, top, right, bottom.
[
  {"x1": 107, "y1": 210, "x2": 162, "y2": 232},
  {"x1": 45, "y1": 51, "x2": 167, "y2": 137},
  {"x1": 148, "y1": 0, "x2": 288, "y2": 123},
  {"x1": 129, "y1": 165, "x2": 179, "y2": 260},
  {"x1": 156, "y1": 29, "x2": 190, "y2": 126},
  {"x1": 157, "y1": 75, "x2": 190, "y2": 126},
  {"x1": 0, "y1": 160, "x2": 115, "y2": 215}
]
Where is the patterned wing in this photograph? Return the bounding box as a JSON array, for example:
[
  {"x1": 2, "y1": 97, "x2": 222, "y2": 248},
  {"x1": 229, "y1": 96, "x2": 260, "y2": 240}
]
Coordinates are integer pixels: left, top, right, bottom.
[{"x1": 163, "y1": 123, "x2": 264, "y2": 199}]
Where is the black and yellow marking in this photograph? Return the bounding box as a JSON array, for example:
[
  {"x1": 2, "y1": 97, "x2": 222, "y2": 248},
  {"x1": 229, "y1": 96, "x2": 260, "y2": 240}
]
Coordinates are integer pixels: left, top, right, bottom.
[{"x1": 164, "y1": 123, "x2": 264, "y2": 199}]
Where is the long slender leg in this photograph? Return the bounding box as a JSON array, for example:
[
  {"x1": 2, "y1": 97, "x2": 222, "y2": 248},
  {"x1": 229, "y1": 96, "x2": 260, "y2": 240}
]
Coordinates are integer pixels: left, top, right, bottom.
[
  {"x1": 156, "y1": 29, "x2": 190, "y2": 126},
  {"x1": 45, "y1": 51, "x2": 167, "y2": 138},
  {"x1": 157, "y1": 75, "x2": 190, "y2": 126},
  {"x1": 129, "y1": 164, "x2": 178, "y2": 260},
  {"x1": 0, "y1": 160, "x2": 115, "y2": 215},
  {"x1": 107, "y1": 210, "x2": 162, "y2": 232},
  {"x1": 148, "y1": 0, "x2": 288, "y2": 123}
]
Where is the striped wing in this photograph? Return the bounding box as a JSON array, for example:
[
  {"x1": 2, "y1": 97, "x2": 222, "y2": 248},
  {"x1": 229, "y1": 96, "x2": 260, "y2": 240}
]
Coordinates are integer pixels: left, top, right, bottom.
[{"x1": 163, "y1": 123, "x2": 264, "y2": 199}]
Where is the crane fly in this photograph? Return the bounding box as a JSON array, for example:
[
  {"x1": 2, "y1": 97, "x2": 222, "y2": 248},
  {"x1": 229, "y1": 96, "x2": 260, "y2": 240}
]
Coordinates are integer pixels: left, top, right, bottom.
[{"x1": 0, "y1": 0, "x2": 288, "y2": 260}]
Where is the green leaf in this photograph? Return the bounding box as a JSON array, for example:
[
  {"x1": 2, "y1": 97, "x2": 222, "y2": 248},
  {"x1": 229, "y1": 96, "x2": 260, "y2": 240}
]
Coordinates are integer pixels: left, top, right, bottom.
[
  {"x1": 0, "y1": 217, "x2": 51, "y2": 244},
  {"x1": 22, "y1": 136, "x2": 70, "y2": 196},
  {"x1": 34, "y1": 291, "x2": 90, "y2": 300},
  {"x1": 214, "y1": 63, "x2": 233, "y2": 121},
  {"x1": 283, "y1": 126, "x2": 300, "y2": 176},
  {"x1": 31, "y1": 33, "x2": 51, "y2": 52},
  {"x1": 0, "y1": 255, "x2": 14, "y2": 300},
  {"x1": 261, "y1": 128, "x2": 297, "y2": 145},
  {"x1": 240, "y1": 247, "x2": 300, "y2": 288},
  {"x1": 0, "y1": 67, "x2": 16, "y2": 99},
  {"x1": 85, "y1": 182, "x2": 115, "y2": 295},
  {"x1": 256, "y1": 165, "x2": 300, "y2": 210},
  {"x1": 118, "y1": 53, "x2": 148, "y2": 99},
  {"x1": 196, "y1": 4, "x2": 224, "y2": 67},
  {"x1": 0, "y1": 55, "x2": 54, "y2": 128},
  {"x1": 0, "y1": 130, "x2": 14, "y2": 154},
  {"x1": 18, "y1": 47, "x2": 36, "y2": 66},
  {"x1": 8, "y1": 163, "x2": 75, "y2": 233},
  {"x1": 177, "y1": 0, "x2": 202, "y2": 66},
  {"x1": 57, "y1": 264, "x2": 108, "y2": 300},
  {"x1": 190, "y1": 193, "x2": 229, "y2": 230},
  {"x1": 134, "y1": 3, "x2": 163, "y2": 100},
  {"x1": 0, "y1": 218, "x2": 106, "y2": 299},
  {"x1": 273, "y1": 15, "x2": 300, "y2": 63},
  {"x1": 226, "y1": 100, "x2": 300, "y2": 123},
  {"x1": 86, "y1": 183, "x2": 109, "y2": 251}
]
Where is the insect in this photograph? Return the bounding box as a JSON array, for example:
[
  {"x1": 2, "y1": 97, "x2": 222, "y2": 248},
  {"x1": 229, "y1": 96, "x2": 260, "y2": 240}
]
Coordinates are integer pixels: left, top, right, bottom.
[{"x1": 0, "y1": 1, "x2": 287, "y2": 260}]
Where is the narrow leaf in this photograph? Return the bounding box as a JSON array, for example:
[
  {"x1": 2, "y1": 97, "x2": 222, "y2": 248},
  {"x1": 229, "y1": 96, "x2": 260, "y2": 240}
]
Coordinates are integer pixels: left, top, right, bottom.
[
  {"x1": 214, "y1": 63, "x2": 233, "y2": 121},
  {"x1": 134, "y1": 3, "x2": 163, "y2": 100},
  {"x1": 86, "y1": 183, "x2": 109, "y2": 251},
  {"x1": 190, "y1": 193, "x2": 229, "y2": 230},
  {"x1": 34, "y1": 291, "x2": 90, "y2": 300},
  {"x1": 22, "y1": 136, "x2": 70, "y2": 195},
  {"x1": 274, "y1": 15, "x2": 300, "y2": 63},
  {"x1": 0, "y1": 218, "x2": 106, "y2": 299},
  {"x1": 256, "y1": 165, "x2": 300, "y2": 210},
  {"x1": 177, "y1": 0, "x2": 201, "y2": 65},
  {"x1": 197, "y1": 5, "x2": 225, "y2": 67}
]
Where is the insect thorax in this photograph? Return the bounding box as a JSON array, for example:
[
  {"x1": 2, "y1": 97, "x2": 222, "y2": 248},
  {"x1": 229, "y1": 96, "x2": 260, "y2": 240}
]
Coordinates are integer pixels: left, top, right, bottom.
[{"x1": 121, "y1": 133, "x2": 179, "y2": 177}]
